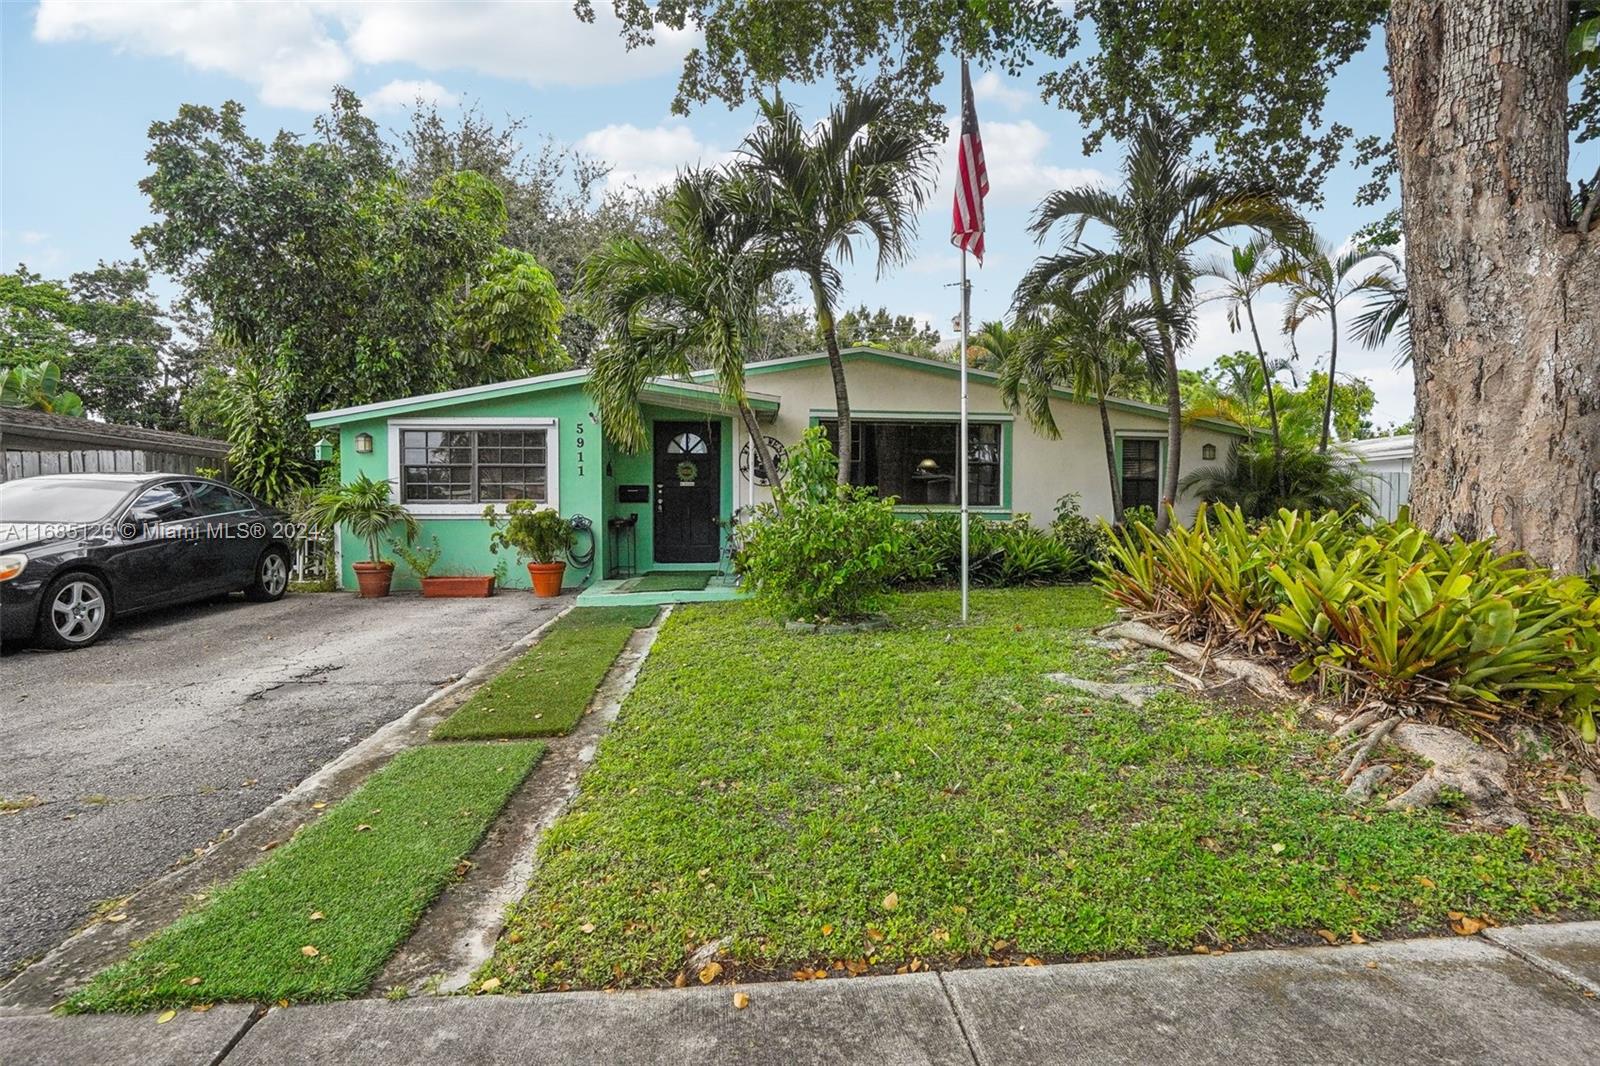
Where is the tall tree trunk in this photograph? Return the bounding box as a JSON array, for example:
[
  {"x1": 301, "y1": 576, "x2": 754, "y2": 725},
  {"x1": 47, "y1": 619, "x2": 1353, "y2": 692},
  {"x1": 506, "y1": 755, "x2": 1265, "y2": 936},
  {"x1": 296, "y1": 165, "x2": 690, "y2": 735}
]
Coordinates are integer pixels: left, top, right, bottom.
[
  {"x1": 810, "y1": 273, "x2": 853, "y2": 485},
  {"x1": 1243, "y1": 296, "x2": 1285, "y2": 496},
  {"x1": 1098, "y1": 393, "x2": 1123, "y2": 522},
  {"x1": 737, "y1": 400, "x2": 783, "y2": 510},
  {"x1": 1389, "y1": 0, "x2": 1600, "y2": 573},
  {"x1": 1318, "y1": 301, "x2": 1338, "y2": 453},
  {"x1": 1146, "y1": 271, "x2": 1182, "y2": 533}
]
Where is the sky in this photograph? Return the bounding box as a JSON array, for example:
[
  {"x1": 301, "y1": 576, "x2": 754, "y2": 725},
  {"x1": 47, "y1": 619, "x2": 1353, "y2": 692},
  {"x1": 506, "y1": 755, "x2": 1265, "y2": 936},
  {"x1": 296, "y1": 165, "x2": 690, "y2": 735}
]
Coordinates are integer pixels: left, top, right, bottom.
[{"x1": 2, "y1": 1, "x2": 1427, "y2": 427}]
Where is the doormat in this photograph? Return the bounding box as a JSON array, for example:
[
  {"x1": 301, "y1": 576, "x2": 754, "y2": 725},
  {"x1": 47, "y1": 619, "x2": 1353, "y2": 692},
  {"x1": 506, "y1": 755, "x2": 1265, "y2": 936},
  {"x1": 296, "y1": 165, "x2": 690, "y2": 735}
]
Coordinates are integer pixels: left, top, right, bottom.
[{"x1": 628, "y1": 571, "x2": 717, "y2": 592}]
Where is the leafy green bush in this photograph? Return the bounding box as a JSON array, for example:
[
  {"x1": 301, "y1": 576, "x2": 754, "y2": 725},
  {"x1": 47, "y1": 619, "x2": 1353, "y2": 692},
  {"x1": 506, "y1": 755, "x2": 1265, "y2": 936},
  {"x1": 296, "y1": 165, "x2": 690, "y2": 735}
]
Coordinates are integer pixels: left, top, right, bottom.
[
  {"x1": 1051, "y1": 493, "x2": 1108, "y2": 560},
  {"x1": 896, "y1": 512, "x2": 1086, "y2": 587},
  {"x1": 1120, "y1": 504, "x2": 1157, "y2": 530},
  {"x1": 1098, "y1": 505, "x2": 1600, "y2": 738},
  {"x1": 390, "y1": 535, "x2": 443, "y2": 579},
  {"x1": 1179, "y1": 440, "x2": 1374, "y2": 520},
  {"x1": 735, "y1": 429, "x2": 909, "y2": 621},
  {"x1": 484, "y1": 500, "x2": 574, "y2": 564}
]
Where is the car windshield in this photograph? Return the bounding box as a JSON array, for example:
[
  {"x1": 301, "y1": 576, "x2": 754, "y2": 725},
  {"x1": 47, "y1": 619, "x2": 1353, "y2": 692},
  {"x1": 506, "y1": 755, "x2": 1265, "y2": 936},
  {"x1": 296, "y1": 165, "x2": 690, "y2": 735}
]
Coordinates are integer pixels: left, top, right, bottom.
[{"x1": 0, "y1": 479, "x2": 134, "y2": 524}]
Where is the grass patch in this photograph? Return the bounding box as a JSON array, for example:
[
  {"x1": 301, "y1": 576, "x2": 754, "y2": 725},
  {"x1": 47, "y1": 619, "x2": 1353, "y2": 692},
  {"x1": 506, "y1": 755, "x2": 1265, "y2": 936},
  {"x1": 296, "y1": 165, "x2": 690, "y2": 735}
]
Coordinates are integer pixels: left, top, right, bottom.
[
  {"x1": 68, "y1": 741, "x2": 543, "y2": 1012},
  {"x1": 432, "y1": 606, "x2": 659, "y2": 741},
  {"x1": 487, "y1": 587, "x2": 1600, "y2": 991}
]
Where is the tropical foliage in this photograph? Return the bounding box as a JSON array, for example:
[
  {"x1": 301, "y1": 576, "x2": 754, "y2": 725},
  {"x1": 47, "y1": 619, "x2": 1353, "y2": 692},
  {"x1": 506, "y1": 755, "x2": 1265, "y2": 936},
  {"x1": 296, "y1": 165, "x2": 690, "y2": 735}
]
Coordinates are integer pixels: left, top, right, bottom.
[
  {"x1": 1099, "y1": 506, "x2": 1600, "y2": 740},
  {"x1": 484, "y1": 501, "x2": 576, "y2": 565},
  {"x1": 737, "y1": 90, "x2": 936, "y2": 483},
  {"x1": 896, "y1": 513, "x2": 1087, "y2": 588},
  {"x1": 1179, "y1": 440, "x2": 1374, "y2": 520},
  {"x1": 305, "y1": 473, "x2": 419, "y2": 566},
  {"x1": 0, "y1": 361, "x2": 85, "y2": 416},
  {"x1": 734, "y1": 428, "x2": 909, "y2": 620},
  {"x1": 1017, "y1": 114, "x2": 1302, "y2": 530}
]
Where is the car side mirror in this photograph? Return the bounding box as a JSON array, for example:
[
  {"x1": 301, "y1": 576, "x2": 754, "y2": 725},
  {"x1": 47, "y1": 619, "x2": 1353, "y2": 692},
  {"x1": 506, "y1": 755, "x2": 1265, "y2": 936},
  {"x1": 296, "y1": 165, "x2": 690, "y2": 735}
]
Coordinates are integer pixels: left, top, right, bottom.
[{"x1": 125, "y1": 509, "x2": 159, "y2": 537}]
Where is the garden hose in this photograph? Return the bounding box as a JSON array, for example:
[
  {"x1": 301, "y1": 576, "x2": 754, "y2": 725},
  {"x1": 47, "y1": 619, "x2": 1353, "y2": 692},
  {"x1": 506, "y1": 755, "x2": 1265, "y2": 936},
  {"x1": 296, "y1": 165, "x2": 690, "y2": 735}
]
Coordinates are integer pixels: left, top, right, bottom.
[{"x1": 567, "y1": 514, "x2": 596, "y2": 571}]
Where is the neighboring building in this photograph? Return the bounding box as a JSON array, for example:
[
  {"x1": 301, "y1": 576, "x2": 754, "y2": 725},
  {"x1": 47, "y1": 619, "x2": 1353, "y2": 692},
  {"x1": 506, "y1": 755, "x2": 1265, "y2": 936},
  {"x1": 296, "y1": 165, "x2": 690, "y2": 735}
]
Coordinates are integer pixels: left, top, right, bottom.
[
  {"x1": 1345, "y1": 433, "x2": 1414, "y2": 520},
  {"x1": 305, "y1": 346, "x2": 1245, "y2": 592},
  {"x1": 1, "y1": 408, "x2": 230, "y2": 482}
]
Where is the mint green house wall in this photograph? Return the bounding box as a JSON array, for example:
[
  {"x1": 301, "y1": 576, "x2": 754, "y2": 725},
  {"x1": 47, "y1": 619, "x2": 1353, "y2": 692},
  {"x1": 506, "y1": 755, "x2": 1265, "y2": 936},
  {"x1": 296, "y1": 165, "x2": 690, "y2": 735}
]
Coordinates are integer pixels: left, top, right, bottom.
[
  {"x1": 326, "y1": 382, "x2": 604, "y2": 592},
  {"x1": 314, "y1": 385, "x2": 741, "y2": 592}
]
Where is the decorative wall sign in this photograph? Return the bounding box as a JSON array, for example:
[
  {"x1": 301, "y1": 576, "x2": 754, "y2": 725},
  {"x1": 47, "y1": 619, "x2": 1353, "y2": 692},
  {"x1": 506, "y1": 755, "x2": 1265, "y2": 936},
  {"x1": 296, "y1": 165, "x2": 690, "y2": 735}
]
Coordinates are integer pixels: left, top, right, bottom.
[{"x1": 739, "y1": 437, "x2": 789, "y2": 485}]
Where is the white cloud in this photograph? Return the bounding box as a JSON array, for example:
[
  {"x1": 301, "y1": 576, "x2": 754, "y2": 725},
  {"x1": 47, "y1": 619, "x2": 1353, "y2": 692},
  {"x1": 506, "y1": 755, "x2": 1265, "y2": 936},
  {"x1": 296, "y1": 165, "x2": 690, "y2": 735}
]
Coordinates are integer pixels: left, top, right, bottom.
[
  {"x1": 575, "y1": 123, "x2": 728, "y2": 193},
  {"x1": 366, "y1": 78, "x2": 458, "y2": 113},
  {"x1": 34, "y1": 1, "x2": 695, "y2": 110},
  {"x1": 971, "y1": 71, "x2": 1031, "y2": 113},
  {"x1": 338, "y1": 2, "x2": 695, "y2": 89},
  {"x1": 35, "y1": 1, "x2": 353, "y2": 110},
  {"x1": 19, "y1": 231, "x2": 49, "y2": 246}
]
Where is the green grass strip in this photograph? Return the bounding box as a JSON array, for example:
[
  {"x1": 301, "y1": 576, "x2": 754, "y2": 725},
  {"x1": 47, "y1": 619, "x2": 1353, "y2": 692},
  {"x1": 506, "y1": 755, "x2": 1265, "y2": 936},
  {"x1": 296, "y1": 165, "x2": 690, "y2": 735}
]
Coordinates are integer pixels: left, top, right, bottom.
[
  {"x1": 432, "y1": 606, "x2": 660, "y2": 741},
  {"x1": 68, "y1": 742, "x2": 543, "y2": 1012}
]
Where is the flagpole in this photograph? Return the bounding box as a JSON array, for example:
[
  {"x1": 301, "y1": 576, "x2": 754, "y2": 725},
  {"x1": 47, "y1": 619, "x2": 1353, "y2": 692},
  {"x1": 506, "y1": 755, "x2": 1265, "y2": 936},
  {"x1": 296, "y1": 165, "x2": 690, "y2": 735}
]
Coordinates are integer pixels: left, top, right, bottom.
[{"x1": 959, "y1": 251, "x2": 970, "y2": 624}]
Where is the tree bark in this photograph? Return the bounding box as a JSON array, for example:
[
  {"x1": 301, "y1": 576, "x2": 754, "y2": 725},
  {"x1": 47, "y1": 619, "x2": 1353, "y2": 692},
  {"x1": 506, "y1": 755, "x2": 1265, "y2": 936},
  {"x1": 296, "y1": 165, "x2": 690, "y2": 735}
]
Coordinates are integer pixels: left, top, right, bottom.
[
  {"x1": 810, "y1": 273, "x2": 853, "y2": 485},
  {"x1": 1390, "y1": 0, "x2": 1600, "y2": 573},
  {"x1": 1243, "y1": 295, "x2": 1286, "y2": 496},
  {"x1": 1318, "y1": 300, "x2": 1338, "y2": 453},
  {"x1": 737, "y1": 400, "x2": 783, "y2": 508},
  {"x1": 1097, "y1": 392, "x2": 1124, "y2": 522},
  {"x1": 1146, "y1": 271, "x2": 1182, "y2": 533}
]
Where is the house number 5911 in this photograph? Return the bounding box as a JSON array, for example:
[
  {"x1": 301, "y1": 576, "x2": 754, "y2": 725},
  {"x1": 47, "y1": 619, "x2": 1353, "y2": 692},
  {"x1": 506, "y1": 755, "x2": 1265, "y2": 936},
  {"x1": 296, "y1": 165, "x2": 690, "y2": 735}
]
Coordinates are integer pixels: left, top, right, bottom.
[{"x1": 575, "y1": 421, "x2": 586, "y2": 477}]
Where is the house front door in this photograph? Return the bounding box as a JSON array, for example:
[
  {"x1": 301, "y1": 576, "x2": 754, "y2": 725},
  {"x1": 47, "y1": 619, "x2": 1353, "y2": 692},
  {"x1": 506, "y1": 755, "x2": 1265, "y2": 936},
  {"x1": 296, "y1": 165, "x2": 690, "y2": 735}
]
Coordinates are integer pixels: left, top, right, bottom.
[{"x1": 653, "y1": 421, "x2": 721, "y2": 564}]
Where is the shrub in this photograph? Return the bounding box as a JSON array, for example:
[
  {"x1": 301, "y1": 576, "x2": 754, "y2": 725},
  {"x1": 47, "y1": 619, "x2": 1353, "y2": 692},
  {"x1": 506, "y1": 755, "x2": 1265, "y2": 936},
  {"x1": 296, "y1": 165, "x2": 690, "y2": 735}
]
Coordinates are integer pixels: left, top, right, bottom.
[
  {"x1": 306, "y1": 473, "x2": 419, "y2": 565},
  {"x1": 484, "y1": 500, "x2": 575, "y2": 564},
  {"x1": 896, "y1": 512, "x2": 1086, "y2": 588},
  {"x1": 735, "y1": 429, "x2": 908, "y2": 621},
  {"x1": 390, "y1": 535, "x2": 443, "y2": 579},
  {"x1": 1051, "y1": 493, "x2": 1108, "y2": 560},
  {"x1": 1120, "y1": 504, "x2": 1157, "y2": 530},
  {"x1": 1097, "y1": 504, "x2": 1600, "y2": 738},
  {"x1": 1179, "y1": 440, "x2": 1375, "y2": 520}
]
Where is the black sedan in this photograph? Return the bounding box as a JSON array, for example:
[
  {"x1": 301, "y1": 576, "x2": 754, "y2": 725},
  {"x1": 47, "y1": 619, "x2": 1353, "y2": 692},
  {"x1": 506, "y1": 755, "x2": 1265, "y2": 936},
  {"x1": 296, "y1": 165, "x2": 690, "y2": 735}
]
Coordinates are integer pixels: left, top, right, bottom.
[{"x1": 0, "y1": 473, "x2": 294, "y2": 650}]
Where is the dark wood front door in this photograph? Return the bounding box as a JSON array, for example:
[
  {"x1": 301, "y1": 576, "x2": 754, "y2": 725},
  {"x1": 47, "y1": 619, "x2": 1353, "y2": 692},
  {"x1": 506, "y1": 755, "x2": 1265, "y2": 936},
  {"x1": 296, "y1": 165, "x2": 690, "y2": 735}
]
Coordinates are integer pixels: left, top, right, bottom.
[{"x1": 653, "y1": 421, "x2": 722, "y2": 564}]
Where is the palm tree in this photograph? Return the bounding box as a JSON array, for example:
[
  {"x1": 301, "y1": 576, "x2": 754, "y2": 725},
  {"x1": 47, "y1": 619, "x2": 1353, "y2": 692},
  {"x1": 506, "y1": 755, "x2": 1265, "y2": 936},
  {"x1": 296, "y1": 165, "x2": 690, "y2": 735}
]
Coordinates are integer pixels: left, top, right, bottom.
[
  {"x1": 1351, "y1": 265, "x2": 1412, "y2": 368},
  {"x1": 582, "y1": 169, "x2": 784, "y2": 497},
  {"x1": 1017, "y1": 115, "x2": 1302, "y2": 531},
  {"x1": 999, "y1": 281, "x2": 1167, "y2": 523},
  {"x1": 1264, "y1": 235, "x2": 1401, "y2": 452},
  {"x1": 966, "y1": 319, "x2": 1021, "y2": 371},
  {"x1": 737, "y1": 90, "x2": 936, "y2": 483},
  {"x1": 1200, "y1": 238, "x2": 1287, "y2": 471}
]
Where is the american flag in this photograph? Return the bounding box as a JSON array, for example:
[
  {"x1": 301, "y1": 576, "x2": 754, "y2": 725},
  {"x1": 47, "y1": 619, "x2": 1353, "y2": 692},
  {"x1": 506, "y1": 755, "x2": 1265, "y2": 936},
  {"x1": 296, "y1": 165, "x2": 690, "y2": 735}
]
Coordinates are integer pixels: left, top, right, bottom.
[{"x1": 950, "y1": 59, "x2": 988, "y2": 263}]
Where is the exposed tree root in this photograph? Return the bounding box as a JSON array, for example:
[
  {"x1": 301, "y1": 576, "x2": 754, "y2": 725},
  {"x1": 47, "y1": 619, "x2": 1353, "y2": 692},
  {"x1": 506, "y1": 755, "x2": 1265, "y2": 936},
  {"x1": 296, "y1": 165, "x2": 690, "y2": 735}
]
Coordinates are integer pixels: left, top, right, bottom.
[
  {"x1": 1579, "y1": 770, "x2": 1600, "y2": 820},
  {"x1": 1339, "y1": 717, "x2": 1400, "y2": 785},
  {"x1": 1047, "y1": 675, "x2": 1160, "y2": 709},
  {"x1": 1096, "y1": 619, "x2": 1533, "y2": 828},
  {"x1": 1343, "y1": 764, "x2": 1394, "y2": 802},
  {"x1": 1382, "y1": 724, "x2": 1528, "y2": 828},
  {"x1": 1098, "y1": 621, "x2": 1297, "y2": 703}
]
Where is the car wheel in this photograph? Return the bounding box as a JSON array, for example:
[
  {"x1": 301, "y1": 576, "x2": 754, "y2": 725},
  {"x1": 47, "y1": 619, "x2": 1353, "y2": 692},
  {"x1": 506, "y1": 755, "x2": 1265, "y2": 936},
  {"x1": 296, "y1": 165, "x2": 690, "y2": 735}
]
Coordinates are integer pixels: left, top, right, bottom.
[
  {"x1": 244, "y1": 547, "x2": 290, "y2": 602},
  {"x1": 38, "y1": 573, "x2": 112, "y2": 650}
]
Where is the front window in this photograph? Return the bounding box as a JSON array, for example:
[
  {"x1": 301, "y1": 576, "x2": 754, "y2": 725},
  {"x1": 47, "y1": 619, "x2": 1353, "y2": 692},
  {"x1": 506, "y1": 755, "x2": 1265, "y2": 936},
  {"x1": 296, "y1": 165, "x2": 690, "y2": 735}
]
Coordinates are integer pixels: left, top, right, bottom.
[
  {"x1": 820, "y1": 420, "x2": 1002, "y2": 508},
  {"x1": 399, "y1": 428, "x2": 548, "y2": 504},
  {"x1": 1120, "y1": 438, "x2": 1161, "y2": 512}
]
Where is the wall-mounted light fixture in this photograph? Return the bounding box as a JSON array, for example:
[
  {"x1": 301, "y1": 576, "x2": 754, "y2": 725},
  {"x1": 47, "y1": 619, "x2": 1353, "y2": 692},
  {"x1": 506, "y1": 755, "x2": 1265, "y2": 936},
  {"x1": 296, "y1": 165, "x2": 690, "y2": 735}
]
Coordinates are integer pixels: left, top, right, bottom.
[
  {"x1": 1202, "y1": 443, "x2": 1217, "y2": 461},
  {"x1": 355, "y1": 432, "x2": 374, "y2": 455}
]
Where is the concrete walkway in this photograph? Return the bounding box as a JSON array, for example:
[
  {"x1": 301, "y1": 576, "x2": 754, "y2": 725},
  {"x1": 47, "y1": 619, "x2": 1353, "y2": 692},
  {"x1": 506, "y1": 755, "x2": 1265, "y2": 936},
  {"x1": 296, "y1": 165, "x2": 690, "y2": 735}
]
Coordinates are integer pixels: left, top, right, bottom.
[{"x1": 4, "y1": 921, "x2": 1596, "y2": 1065}]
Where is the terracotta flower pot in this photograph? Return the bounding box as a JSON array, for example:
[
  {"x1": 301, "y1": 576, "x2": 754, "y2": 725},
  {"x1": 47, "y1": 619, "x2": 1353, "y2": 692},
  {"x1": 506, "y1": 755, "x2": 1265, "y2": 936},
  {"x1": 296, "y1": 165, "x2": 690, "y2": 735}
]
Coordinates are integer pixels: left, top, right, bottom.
[
  {"x1": 421, "y1": 575, "x2": 494, "y2": 598},
  {"x1": 353, "y1": 561, "x2": 395, "y2": 599},
  {"x1": 527, "y1": 561, "x2": 566, "y2": 597}
]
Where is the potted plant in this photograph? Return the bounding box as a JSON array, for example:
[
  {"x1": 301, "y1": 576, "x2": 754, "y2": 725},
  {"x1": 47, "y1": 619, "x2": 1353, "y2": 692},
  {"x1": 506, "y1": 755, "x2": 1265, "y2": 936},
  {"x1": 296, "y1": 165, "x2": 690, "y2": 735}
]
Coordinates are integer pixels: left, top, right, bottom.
[
  {"x1": 307, "y1": 473, "x2": 419, "y2": 598},
  {"x1": 483, "y1": 500, "x2": 574, "y2": 597},
  {"x1": 391, "y1": 535, "x2": 495, "y2": 598}
]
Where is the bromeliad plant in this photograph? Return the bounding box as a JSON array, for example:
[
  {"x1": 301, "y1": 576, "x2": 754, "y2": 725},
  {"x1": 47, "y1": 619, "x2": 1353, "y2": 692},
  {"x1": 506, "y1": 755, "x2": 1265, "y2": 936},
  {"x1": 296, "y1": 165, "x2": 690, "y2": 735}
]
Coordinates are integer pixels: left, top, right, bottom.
[{"x1": 1097, "y1": 504, "x2": 1600, "y2": 739}]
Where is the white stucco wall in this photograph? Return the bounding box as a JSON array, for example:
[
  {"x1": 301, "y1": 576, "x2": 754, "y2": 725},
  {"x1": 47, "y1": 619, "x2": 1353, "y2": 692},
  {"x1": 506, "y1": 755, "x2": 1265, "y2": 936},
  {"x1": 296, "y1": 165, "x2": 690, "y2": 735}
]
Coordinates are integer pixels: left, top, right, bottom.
[{"x1": 727, "y1": 352, "x2": 1243, "y2": 527}]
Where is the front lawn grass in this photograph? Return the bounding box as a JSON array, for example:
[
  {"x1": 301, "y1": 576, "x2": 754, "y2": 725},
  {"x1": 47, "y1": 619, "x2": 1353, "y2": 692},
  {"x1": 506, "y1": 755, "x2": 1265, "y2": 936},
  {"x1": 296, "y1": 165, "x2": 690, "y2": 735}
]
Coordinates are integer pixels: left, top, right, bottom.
[
  {"x1": 487, "y1": 587, "x2": 1600, "y2": 991},
  {"x1": 432, "y1": 606, "x2": 660, "y2": 741},
  {"x1": 68, "y1": 742, "x2": 544, "y2": 1012}
]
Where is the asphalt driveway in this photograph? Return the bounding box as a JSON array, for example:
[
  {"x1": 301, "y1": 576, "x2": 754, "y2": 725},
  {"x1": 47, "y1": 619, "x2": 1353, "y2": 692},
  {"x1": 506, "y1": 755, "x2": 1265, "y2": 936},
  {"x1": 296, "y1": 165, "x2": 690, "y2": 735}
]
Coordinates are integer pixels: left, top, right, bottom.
[{"x1": 0, "y1": 590, "x2": 563, "y2": 977}]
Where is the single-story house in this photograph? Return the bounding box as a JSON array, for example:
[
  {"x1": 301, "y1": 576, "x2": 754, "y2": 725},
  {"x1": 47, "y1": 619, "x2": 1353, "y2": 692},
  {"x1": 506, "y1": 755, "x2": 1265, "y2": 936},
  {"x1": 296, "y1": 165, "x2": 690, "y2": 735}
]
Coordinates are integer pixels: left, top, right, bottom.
[
  {"x1": 1345, "y1": 433, "x2": 1414, "y2": 520},
  {"x1": 305, "y1": 346, "x2": 1244, "y2": 594},
  {"x1": 1, "y1": 407, "x2": 230, "y2": 482}
]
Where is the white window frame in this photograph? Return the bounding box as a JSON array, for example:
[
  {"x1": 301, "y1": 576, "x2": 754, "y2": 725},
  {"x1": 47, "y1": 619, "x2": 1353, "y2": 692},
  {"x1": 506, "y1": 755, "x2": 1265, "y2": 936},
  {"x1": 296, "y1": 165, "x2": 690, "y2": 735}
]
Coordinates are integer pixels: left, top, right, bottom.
[{"x1": 386, "y1": 417, "x2": 559, "y2": 517}]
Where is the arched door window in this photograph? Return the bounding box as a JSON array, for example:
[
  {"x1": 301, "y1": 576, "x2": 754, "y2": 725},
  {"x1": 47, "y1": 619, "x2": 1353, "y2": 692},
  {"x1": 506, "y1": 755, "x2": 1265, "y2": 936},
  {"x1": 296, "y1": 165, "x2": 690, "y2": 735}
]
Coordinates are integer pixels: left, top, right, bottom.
[{"x1": 666, "y1": 431, "x2": 709, "y2": 456}]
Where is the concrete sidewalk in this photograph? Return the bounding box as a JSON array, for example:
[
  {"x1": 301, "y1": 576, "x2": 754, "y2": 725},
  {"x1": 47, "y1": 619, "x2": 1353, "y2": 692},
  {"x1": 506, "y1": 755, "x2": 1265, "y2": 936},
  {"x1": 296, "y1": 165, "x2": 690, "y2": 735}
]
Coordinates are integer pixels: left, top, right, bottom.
[{"x1": 4, "y1": 922, "x2": 1596, "y2": 1066}]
